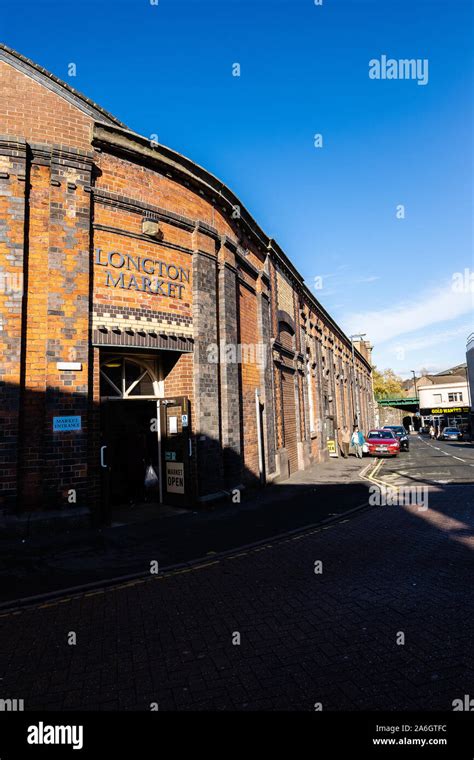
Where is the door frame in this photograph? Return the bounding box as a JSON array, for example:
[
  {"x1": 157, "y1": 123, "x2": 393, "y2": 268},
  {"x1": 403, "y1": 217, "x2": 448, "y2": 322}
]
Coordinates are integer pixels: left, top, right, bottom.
[
  {"x1": 158, "y1": 396, "x2": 191, "y2": 508},
  {"x1": 100, "y1": 395, "x2": 191, "y2": 521}
]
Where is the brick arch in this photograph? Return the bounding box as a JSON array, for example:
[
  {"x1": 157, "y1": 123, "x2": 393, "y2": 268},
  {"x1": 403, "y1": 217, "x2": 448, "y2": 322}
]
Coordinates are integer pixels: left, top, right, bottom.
[{"x1": 277, "y1": 309, "x2": 296, "y2": 333}]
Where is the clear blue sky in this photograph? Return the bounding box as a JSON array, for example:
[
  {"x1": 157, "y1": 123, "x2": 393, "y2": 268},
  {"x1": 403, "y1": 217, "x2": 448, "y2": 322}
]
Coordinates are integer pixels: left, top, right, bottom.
[{"x1": 2, "y1": 0, "x2": 473, "y2": 377}]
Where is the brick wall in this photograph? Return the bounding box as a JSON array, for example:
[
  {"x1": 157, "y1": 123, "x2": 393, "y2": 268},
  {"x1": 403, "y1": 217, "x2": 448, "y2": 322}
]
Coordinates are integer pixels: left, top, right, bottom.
[
  {"x1": 0, "y1": 140, "x2": 26, "y2": 511},
  {"x1": 17, "y1": 150, "x2": 92, "y2": 511},
  {"x1": 238, "y1": 281, "x2": 260, "y2": 483},
  {"x1": 276, "y1": 268, "x2": 295, "y2": 319},
  {"x1": 377, "y1": 405, "x2": 406, "y2": 427},
  {"x1": 0, "y1": 61, "x2": 92, "y2": 151}
]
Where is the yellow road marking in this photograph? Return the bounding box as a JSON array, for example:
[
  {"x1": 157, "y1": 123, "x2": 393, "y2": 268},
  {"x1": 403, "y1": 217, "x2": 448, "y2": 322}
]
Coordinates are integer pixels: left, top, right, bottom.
[{"x1": 359, "y1": 457, "x2": 385, "y2": 488}]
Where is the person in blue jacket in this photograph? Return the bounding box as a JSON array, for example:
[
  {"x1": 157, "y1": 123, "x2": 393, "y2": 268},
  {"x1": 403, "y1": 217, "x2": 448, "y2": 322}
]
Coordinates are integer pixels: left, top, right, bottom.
[{"x1": 351, "y1": 426, "x2": 365, "y2": 458}]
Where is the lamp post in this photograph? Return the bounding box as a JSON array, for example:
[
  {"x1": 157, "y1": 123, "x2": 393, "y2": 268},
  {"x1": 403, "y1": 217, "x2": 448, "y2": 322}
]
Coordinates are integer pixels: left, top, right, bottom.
[
  {"x1": 350, "y1": 333, "x2": 366, "y2": 428},
  {"x1": 411, "y1": 370, "x2": 418, "y2": 402},
  {"x1": 411, "y1": 369, "x2": 419, "y2": 432}
]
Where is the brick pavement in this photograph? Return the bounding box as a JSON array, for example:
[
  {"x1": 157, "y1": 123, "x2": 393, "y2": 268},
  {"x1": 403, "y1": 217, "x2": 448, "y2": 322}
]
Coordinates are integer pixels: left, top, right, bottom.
[
  {"x1": 0, "y1": 476, "x2": 472, "y2": 711},
  {"x1": 0, "y1": 452, "x2": 371, "y2": 602}
]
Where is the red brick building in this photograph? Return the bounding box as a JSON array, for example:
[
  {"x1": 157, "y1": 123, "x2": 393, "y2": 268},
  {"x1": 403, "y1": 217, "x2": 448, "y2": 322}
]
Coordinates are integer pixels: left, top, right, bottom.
[{"x1": 0, "y1": 45, "x2": 374, "y2": 528}]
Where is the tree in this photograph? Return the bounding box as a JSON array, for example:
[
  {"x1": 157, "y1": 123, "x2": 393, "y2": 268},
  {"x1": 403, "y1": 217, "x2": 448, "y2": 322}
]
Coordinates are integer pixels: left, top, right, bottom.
[{"x1": 372, "y1": 366, "x2": 405, "y2": 399}]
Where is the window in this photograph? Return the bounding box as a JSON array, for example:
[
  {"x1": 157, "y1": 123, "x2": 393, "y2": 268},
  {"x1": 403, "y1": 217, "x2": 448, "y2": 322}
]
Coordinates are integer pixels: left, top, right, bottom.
[
  {"x1": 448, "y1": 392, "x2": 463, "y2": 402},
  {"x1": 368, "y1": 431, "x2": 396, "y2": 440},
  {"x1": 433, "y1": 393, "x2": 442, "y2": 403},
  {"x1": 100, "y1": 356, "x2": 160, "y2": 398}
]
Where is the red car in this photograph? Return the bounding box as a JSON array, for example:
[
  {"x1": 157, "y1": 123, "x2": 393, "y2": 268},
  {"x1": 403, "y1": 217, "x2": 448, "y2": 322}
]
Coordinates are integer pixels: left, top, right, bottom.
[{"x1": 366, "y1": 428, "x2": 400, "y2": 457}]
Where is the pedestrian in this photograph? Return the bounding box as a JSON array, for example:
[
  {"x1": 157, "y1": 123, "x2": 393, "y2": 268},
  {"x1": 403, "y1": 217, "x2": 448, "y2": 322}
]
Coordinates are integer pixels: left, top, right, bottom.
[
  {"x1": 341, "y1": 425, "x2": 351, "y2": 458},
  {"x1": 351, "y1": 426, "x2": 365, "y2": 458},
  {"x1": 429, "y1": 424, "x2": 435, "y2": 440}
]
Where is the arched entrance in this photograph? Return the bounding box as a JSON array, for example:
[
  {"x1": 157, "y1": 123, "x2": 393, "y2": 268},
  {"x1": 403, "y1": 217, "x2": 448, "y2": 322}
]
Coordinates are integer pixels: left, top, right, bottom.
[
  {"x1": 100, "y1": 355, "x2": 162, "y2": 519},
  {"x1": 99, "y1": 351, "x2": 192, "y2": 523}
]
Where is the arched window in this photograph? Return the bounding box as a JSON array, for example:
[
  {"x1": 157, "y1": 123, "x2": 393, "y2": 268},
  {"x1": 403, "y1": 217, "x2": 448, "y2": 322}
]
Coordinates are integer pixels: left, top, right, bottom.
[
  {"x1": 279, "y1": 321, "x2": 295, "y2": 352},
  {"x1": 100, "y1": 356, "x2": 161, "y2": 399}
]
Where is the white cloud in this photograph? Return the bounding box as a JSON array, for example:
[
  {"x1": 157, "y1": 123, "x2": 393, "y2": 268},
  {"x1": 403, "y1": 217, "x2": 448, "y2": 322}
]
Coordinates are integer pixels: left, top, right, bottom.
[
  {"x1": 387, "y1": 322, "x2": 473, "y2": 354},
  {"x1": 343, "y1": 281, "x2": 474, "y2": 345},
  {"x1": 356, "y1": 275, "x2": 380, "y2": 284}
]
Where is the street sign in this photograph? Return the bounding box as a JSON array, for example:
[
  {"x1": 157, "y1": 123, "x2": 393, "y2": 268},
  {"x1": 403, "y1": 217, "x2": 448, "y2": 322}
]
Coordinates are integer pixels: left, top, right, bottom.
[
  {"x1": 166, "y1": 462, "x2": 184, "y2": 494},
  {"x1": 53, "y1": 416, "x2": 81, "y2": 431}
]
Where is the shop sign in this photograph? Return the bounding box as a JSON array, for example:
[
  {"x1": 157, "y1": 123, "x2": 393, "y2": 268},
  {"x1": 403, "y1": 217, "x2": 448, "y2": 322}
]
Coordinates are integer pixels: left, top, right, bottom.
[
  {"x1": 422, "y1": 407, "x2": 470, "y2": 415},
  {"x1": 95, "y1": 249, "x2": 190, "y2": 300},
  {"x1": 327, "y1": 439, "x2": 338, "y2": 457},
  {"x1": 53, "y1": 416, "x2": 81, "y2": 431},
  {"x1": 166, "y1": 462, "x2": 184, "y2": 494}
]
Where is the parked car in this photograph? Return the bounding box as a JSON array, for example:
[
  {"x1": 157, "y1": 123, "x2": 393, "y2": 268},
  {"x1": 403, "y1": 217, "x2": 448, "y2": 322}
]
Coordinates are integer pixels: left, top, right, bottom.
[
  {"x1": 366, "y1": 429, "x2": 400, "y2": 457},
  {"x1": 382, "y1": 425, "x2": 409, "y2": 451},
  {"x1": 439, "y1": 427, "x2": 463, "y2": 441}
]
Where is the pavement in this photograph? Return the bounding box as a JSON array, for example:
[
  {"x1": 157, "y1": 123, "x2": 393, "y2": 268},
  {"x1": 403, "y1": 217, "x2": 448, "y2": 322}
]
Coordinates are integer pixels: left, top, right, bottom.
[
  {"x1": 0, "y1": 433, "x2": 473, "y2": 711},
  {"x1": 0, "y1": 451, "x2": 371, "y2": 604}
]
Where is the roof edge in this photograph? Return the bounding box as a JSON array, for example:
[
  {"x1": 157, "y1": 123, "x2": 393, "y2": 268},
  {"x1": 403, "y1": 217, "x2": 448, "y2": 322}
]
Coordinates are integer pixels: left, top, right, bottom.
[{"x1": 0, "y1": 43, "x2": 127, "y2": 129}]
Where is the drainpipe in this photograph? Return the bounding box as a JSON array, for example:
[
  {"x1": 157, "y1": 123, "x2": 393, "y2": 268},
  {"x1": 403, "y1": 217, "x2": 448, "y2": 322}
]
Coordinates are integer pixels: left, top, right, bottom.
[
  {"x1": 157, "y1": 399, "x2": 163, "y2": 505},
  {"x1": 256, "y1": 388, "x2": 265, "y2": 485}
]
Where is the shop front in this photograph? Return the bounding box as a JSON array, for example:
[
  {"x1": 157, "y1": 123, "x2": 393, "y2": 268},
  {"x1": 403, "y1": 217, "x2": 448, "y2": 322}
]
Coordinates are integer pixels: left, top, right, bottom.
[{"x1": 420, "y1": 406, "x2": 471, "y2": 434}]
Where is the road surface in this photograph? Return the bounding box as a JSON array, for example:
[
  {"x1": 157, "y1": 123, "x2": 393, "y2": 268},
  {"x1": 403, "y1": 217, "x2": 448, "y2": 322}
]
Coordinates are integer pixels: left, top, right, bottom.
[{"x1": 0, "y1": 435, "x2": 472, "y2": 710}]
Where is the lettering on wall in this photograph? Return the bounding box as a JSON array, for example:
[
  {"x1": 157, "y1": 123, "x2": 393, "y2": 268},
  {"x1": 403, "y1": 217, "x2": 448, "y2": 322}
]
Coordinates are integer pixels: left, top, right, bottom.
[{"x1": 95, "y1": 249, "x2": 190, "y2": 300}]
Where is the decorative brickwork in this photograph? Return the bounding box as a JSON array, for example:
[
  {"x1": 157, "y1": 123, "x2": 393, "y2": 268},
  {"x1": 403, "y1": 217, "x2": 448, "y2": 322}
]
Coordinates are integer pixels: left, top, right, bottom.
[
  {"x1": 192, "y1": 249, "x2": 223, "y2": 497},
  {"x1": 0, "y1": 139, "x2": 26, "y2": 511},
  {"x1": 218, "y1": 249, "x2": 242, "y2": 487},
  {"x1": 257, "y1": 285, "x2": 276, "y2": 476}
]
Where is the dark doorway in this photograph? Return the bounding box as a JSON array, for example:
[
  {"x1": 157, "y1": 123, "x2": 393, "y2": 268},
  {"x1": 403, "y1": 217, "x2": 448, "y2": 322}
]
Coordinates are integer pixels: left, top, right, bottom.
[
  {"x1": 102, "y1": 399, "x2": 159, "y2": 515},
  {"x1": 100, "y1": 396, "x2": 192, "y2": 524}
]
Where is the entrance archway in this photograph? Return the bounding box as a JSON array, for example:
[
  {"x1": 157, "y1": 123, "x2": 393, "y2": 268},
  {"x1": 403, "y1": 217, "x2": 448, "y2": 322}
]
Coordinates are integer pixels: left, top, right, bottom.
[
  {"x1": 100, "y1": 354, "x2": 162, "y2": 519},
  {"x1": 99, "y1": 352, "x2": 192, "y2": 523}
]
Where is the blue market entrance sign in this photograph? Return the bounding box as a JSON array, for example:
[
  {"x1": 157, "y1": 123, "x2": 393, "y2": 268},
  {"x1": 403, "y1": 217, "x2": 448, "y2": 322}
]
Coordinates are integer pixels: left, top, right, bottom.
[{"x1": 53, "y1": 416, "x2": 82, "y2": 432}]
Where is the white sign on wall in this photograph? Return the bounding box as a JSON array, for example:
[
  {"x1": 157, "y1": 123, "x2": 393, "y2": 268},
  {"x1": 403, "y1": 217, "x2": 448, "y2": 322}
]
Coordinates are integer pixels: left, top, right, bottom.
[{"x1": 166, "y1": 462, "x2": 184, "y2": 494}]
